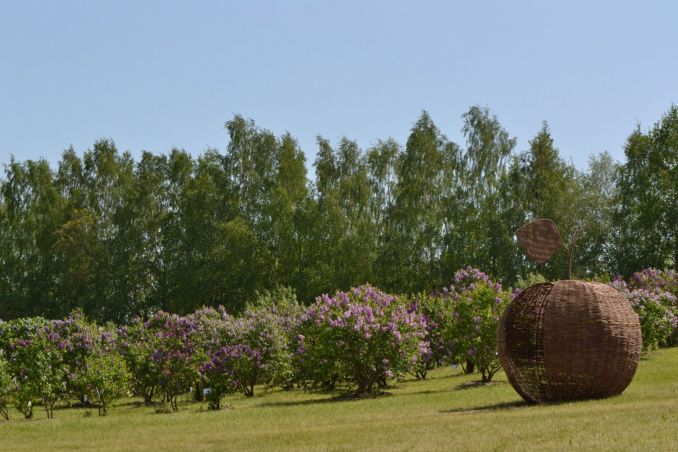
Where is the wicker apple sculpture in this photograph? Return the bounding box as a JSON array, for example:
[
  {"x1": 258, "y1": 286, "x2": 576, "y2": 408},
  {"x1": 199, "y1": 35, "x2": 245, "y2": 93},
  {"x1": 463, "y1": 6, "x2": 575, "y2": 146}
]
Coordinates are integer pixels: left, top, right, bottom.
[{"x1": 498, "y1": 219, "x2": 642, "y2": 403}]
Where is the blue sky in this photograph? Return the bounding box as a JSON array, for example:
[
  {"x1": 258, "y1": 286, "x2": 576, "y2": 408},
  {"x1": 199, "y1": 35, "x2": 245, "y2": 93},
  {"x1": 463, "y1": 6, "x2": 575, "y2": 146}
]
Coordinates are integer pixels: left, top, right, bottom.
[{"x1": 1, "y1": 0, "x2": 676, "y2": 170}]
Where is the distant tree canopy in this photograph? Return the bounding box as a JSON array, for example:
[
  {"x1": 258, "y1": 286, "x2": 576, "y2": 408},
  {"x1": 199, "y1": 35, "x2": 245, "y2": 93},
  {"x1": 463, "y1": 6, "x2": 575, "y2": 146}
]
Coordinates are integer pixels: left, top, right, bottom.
[{"x1": 1, "y1": 105, "x2": 676, "y2": 322}]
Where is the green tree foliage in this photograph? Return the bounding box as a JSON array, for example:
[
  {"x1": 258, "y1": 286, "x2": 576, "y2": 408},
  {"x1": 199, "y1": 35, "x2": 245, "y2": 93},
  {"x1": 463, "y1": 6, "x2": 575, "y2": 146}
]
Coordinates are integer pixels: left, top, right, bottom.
[
  {"x1": 510, "y1": 123, "x2": 577, "y2": 281},
  {"x1": 311, "y1": 137, "x2": 375, "y2": 294},
  {"x1": 0, "y1": 158, "x2": 65, "y2": 318},
  {"x1": 379, "y1": 112, "x2": 458, "y2": 293},
  {"x1": 0, "y1": 106, "x2": 676, "y2": 320},
  {"x1": 456, "y1": 106, "x2": 517, "y2": 280},
  {"x1": 614, "y1": 106, "x2": 678, "y2": 275}
]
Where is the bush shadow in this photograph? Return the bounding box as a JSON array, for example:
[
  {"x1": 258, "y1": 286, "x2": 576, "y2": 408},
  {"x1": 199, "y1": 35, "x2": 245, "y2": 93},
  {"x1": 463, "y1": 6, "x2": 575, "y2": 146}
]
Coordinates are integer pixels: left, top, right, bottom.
[
  {"x1": 259, "y1": 391, "x2": 393, "y2": 408},
  {"x1": 454, "y1": 380, "x2": 506, "y2": 391},
  {"x1": 405, "y1": 388, "x2": 450, "y2": 396},
  {"x1": 440, "y1": 400, "x2": 528, "y2": 414}
]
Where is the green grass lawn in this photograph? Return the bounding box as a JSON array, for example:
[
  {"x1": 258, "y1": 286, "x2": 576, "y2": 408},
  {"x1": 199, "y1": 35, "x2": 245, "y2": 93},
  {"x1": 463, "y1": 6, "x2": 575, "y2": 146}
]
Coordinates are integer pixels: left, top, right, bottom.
[{"x1": 1, "y1": 348, "x2": 677, "y2": 451}]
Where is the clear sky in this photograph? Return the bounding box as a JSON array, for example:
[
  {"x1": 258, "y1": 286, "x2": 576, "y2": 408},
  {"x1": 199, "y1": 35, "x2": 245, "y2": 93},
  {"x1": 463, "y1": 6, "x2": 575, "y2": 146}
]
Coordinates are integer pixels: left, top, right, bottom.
[{"x1": 1, "y1": 0, "x2": 676, "y2": 170}]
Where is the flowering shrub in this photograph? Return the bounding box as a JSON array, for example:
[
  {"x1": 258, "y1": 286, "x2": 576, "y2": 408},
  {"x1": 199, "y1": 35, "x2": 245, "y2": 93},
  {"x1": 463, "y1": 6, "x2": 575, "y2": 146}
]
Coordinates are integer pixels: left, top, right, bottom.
[
  {"x1": 1, "y1": 315, "x2": 130, "y2": 417},
  {"x1": 295, "y1": 286, "x2": 428, "y2": 396},
  {"x1": 443, "y1": 269, "x2": 497, "y2": 355},
  {"x1": 201, "y1": 344, "x2": 261, "y2": 409},
  {"x1": 0, "y1": 351, "x2": 13, "y2": 420},
  {"x1": 10, "y1": 322, "x2": 67, "y2": 419},
  {"x1": 78, "y1": 351, "x2": 130, "y2": 415},
  {"x1": 117, "y1": 320, "x2": 161, "y2": 404},
  {"x1": 143, "y1": 312, "x2": 201, "y2": 411},
  {"x1": 611, "y1": 276, "x2": 676, "y2": 350},
  {"x1": 1, "y1": 268, "x2": 670, "y2": 417},
  {"x1": 630, "y1": 269, "x2": 678, "y2": 345},
  {"x1": 184, "y1": 307, "x2": 233, "y2": 401},
  {"x1": 450, "y1": 267, "x2": 496, "y2": 292},
  {"x1": 46, "y1": 311, "x2": 98, "y2": 401},
  {"x1": 228, "y1": 307, "x2": 296, "y2": 395},
  {"x1": 0, "y1": 319, "x2": 38, "y2": 418},
  {"x1": 422, "y1": 268, "x2": 509, "y2": 382},
  {"x1": 118, "y1": 312, "x2": 203, "y2": 410},
  {"x1": 450, "y1": 280, "x2": 509, "y2": 382},
  {"x1": 188, "y1": 304, "x2": 297, "y2": 397},
  {"x1": 66, "y1": 325, "x2": 130, "y2": 416},
  {"x1": 188, "y1": 307, "x2": 233, "y2": 356},
  {"x1": 630, "y1": 268, "x2": 678, "y2": 297},
  {"x1": 412, "y1": 294, "x2": 456, "y2": 379},
  {"x1": 243, "y1": 288, "x2": 305, "y2": 387},
  {"x1": 0, "y1": 317, "x2": 48, "y2": 358}
]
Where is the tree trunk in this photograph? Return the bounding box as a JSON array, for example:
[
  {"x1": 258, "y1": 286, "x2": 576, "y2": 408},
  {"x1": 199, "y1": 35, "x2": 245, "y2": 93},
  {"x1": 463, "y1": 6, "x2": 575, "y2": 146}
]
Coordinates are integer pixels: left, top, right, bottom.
[
  {"x1": 144, "y1": 387, "x2": 155, "y2": 404},
  {"x1": 193, "y1": 383, "x2": 204, "y2": 402}
]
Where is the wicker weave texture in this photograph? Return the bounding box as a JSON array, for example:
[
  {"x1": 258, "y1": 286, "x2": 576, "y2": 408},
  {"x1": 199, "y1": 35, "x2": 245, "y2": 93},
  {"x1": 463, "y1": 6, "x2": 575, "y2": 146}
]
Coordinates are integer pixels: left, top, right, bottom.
[
  {"x1": 516, "y1": 219, "x2": 561, "y2": 264},
  {"x1": 498, "y1": 280, "x2": 642, "y2": 403}
]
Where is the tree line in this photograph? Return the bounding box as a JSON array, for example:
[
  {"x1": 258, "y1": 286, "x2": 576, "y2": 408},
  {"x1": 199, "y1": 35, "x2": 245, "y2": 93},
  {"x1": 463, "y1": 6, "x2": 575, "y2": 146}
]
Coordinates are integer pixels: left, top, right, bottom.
[{"x1": 1, "y1": 105, "x2": 676, "y2": 322}]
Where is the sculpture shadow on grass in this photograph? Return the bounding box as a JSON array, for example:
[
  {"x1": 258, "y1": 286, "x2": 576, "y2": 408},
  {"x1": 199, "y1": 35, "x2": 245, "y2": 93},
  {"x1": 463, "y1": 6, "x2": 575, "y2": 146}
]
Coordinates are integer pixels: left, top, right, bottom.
[{"x1": 440, "y1": 394, "x2": 620, "y2": 414}]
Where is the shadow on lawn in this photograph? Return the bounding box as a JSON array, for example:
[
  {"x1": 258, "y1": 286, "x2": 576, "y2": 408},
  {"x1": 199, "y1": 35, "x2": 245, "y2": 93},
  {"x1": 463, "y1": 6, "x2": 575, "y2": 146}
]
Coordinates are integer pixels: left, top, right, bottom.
[
  {"x1": 259, "y1": 391, "x2": 393, "y2": 408},
  {"x1": 454, "y1": 380, "x2": 506, "y2": 390},
  {"x1": 406, "y1": 388, "x2": 450, "y2": 396},
  {"x1": 439, "y1": 400, "x2": 528, "y2": 414}
]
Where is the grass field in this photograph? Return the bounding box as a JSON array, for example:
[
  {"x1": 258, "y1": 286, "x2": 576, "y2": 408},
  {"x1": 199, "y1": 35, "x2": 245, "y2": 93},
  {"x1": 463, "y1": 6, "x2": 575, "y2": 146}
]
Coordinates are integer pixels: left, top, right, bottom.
[{"x1": 1, "y1": 348, "x2": 677, "y2": 451}]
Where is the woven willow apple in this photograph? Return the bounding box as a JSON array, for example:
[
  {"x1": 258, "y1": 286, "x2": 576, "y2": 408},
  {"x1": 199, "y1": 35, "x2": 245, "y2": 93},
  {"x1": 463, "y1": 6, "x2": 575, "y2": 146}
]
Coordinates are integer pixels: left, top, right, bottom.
[{"x1": 498, "y1": 219, "x2": 642, "y2": 403}]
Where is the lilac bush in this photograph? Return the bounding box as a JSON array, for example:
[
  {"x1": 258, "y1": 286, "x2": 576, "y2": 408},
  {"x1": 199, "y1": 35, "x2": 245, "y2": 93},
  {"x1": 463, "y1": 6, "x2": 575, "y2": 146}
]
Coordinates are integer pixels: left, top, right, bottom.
[
  {"x1": 228, "y1": 306, "x2": 297, "y2": 395},
  {"x1": 449, "y1": 278, "x2": 509, "y2": 383},
  {"x1": 118, "y1": 304, "x2": 298, "y2": 408},
  {"x1": 136, "y1": 308, "x2": 295, "y2": 407},
  {"x1": 295, "y1": 286, "x2": 428, "y2": 396},
  {"x1": 118, "y1": 312, "x2": 203, "y2": 410},
  {"x1": 630, "y1": 268, "x2": 678, "y2": 345},
  {"x1": 46, "y1": 310, "x2": 98, "y2": 401},
  {"x1": 0, "y1": 350, "x2": 13, "y2": 420},
  {"x1": 10, "y1": 322, "x2": 68, "y2": 419},
  {"x1": 411, "y1": 294, "x2": 455, "y2": 379},
  {"x1": 189, "y1": 304, "x2": 298, "y2": 397},
  {"x1": 630, "y1": 268, "x2": 678, "y2": 297},
  {"x1": 427, "y1": 267, "x2": 509, "y2": 382},
  {"x1": 0, "y1": 314, "x2": 130, "y2": 417},
  {"x1": 2, "y1": 267, "x2": 672, "y2": 415},
  {"x1": 611, "y1": 275, "x2": 677, "y2": 350},
  {"x1": 117, "y1": 319, "x2": 161, "y2": 404},
  {"x1": 184, "y1": 306, "x2": 234, "y2": 401},
  {"x1": 0, "y1": 317, "x2": 67, "y2": 419},
  {"x1": 143, "y1": 312, "x2": 201, "y2": 411},
  {"x1": 188, "y1": 306, "x2": 233, "y2": 356},
  {"x1": 437, "y1": 267, "x2": 497, "y2": 369},
  {"x1": 201, "y1": 344, "x2": 261, "y2": 409},
  {"x1": 0, "y1": 317, "x2": 48, "y2": 360},
  {"x1": 72, "y1": 327, "x2": 130, "y2": 416},
  {"x1": 248, "y1": 286, "x2": 301, "y2": 313}
]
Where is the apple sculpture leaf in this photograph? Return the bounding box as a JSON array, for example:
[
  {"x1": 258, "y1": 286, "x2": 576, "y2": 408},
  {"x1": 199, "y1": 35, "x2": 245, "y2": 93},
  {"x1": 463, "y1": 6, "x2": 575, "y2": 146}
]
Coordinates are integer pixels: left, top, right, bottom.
[{"x1": 516, "y1": 219, "x2": 561, "y2": 264}]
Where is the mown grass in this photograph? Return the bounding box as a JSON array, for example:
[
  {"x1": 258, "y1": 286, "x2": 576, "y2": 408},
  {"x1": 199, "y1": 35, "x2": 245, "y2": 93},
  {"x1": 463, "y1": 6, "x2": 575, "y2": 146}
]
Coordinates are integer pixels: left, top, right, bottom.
[{"x1": 1, "y1": 348, "x2": 677, "y2": 451}]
